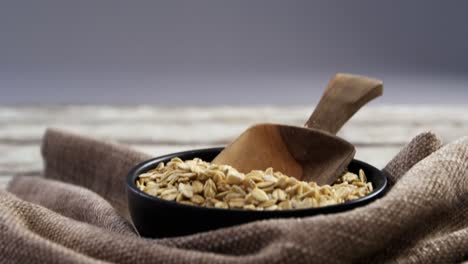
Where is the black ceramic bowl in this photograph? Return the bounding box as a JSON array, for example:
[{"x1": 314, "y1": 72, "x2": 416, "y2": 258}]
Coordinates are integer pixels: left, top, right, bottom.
[{"x1": 127, "y1": 147, "x2": 387, "y2": 238}]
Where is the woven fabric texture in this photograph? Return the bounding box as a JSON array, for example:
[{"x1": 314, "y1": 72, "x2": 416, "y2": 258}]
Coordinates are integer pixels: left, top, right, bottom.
[{"x1": 1, "y1": 129, "x2": 467, "y2": 263}]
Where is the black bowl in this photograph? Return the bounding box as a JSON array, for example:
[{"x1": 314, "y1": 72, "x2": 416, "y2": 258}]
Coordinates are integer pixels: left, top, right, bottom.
[{"x1": 127, "y1": 147, "x2": 387, "y2": 238}]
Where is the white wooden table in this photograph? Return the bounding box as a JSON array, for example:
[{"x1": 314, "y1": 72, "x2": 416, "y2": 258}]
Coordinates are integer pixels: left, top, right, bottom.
[{"x1": 1, "y1": 105, "x2": 467, "y2": 189}]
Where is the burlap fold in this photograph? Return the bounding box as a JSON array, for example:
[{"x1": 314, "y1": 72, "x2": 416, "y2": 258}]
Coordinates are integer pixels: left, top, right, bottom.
[{"x1": 0, "y1": 128, "x2": 467, "y2": 263}]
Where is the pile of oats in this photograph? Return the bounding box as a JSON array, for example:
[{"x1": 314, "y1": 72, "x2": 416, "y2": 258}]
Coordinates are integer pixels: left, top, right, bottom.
[{"x1": 136, "y1": 157, "x2": 373, "y2": 210}]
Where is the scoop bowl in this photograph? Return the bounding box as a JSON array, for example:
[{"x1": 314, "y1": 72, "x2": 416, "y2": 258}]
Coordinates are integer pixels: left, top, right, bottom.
[{"x1": 126, "y1": 147, "x2": 387, "y2": 238}]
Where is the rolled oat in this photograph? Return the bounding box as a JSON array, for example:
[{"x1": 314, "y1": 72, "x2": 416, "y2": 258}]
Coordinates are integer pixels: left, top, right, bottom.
[{"x1": 136, "y1": 158, "x2": 373, "y2": 210}]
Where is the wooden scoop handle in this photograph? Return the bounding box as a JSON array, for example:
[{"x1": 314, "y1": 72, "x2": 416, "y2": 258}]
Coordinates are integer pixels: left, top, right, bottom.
[{"x1": 304, "y1": 73, "x2": 383, "y2": 134}]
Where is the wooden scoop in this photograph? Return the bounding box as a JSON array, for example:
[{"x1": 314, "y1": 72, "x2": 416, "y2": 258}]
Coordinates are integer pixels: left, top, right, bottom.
[{"x1": 213, "y1": 73, "x2": 383, "y2": 184}]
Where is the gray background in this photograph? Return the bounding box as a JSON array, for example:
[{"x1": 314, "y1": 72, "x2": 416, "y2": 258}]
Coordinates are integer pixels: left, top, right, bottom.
[{"x1": 1, "y1": 0, "x2": 467, "y2": 105}]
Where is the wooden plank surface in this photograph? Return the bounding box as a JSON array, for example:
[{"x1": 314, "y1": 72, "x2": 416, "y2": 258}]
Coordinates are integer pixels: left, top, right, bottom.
[
  {"x1": 0, "y1": 106, "x2": 466, "y2": 145},
  {"x1": 1, "y1": 105, "x2": 466, "y2": 189},
  {"x1": 0, "y1": 144, "x2": 401, "y2": 176}
]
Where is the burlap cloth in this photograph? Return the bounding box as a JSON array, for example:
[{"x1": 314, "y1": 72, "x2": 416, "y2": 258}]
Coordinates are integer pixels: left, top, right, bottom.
[{"x1": 0, "y1": 129, "x2": 467, "y2": 263}]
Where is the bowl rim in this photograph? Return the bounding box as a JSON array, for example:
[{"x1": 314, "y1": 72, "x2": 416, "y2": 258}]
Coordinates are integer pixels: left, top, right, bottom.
[{"x1": 127, "y1": 147, "x2": 387, "y2": 215}]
